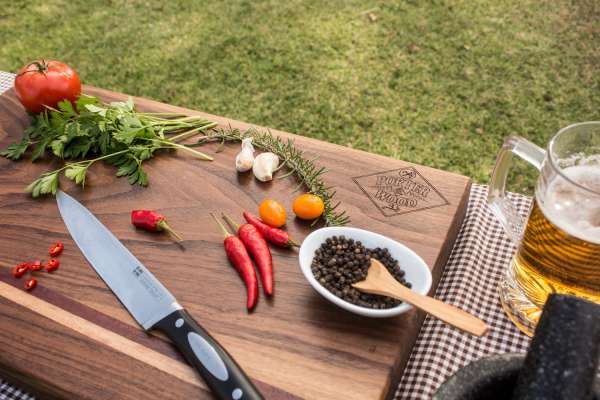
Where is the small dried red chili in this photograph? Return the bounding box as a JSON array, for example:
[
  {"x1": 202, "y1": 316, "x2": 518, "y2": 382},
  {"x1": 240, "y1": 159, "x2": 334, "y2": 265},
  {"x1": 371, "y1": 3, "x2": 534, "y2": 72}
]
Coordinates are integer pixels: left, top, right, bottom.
[
  {"x1": 24, "y1": 278, "x2": 37, "y2": 291},
  {"x1": 243, "y1": 211, "x2": 299, "y2": 248},
  {"x1": 223, "y1": 213, "x2": 274, "y2": 296},
  {"x1": 30, "y1": 260, "x2": 44, "y2": 271},
  {"x1": 131, "y1": 210, "x2": 183, "y2": 241},
  {"x1": 49, "y1": 242, "x2": 64, "y2": 257},
  {"x1": 46, "y1": 259, "x2": 60, "y2": 272},
  {"x1": 211, "y1": 213, "x2": 258, "y2": 311},
  {"x1": 12, "y1": 263, "x2": 29, "y2": 279}
]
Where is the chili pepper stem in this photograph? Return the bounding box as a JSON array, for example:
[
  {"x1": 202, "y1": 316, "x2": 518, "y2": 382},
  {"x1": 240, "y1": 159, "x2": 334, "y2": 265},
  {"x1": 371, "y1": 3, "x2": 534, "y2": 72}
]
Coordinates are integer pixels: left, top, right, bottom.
[
  {"x1": 221, "y1": 213, "x2": 241, "y2": 232},
  {"x1": 288, "y1": 238, "x2": 300, "y2": 247},
  {"x1": 210, "y1": 213, "x2": 233, "y2": 238},
  {"x1": 157, "y1": 220, "x2": 183, "y2": 241}
]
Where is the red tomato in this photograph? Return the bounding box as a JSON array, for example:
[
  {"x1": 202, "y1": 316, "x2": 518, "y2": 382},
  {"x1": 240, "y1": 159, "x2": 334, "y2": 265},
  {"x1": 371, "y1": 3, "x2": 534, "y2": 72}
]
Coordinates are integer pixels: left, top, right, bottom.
[{"x1": 14, "y1": 59, "x2": 81, "y2": 113}]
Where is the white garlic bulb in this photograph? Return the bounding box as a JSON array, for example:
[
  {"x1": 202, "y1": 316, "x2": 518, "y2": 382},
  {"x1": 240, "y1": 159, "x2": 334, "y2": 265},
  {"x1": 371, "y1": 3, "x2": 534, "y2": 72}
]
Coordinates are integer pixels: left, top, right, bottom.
[
  {"x1": 235, "y1": 137, "x2": 255, "y2": 172},
  {"x1": 252, "y1": 152, "x2": 279, "y2": 182}
]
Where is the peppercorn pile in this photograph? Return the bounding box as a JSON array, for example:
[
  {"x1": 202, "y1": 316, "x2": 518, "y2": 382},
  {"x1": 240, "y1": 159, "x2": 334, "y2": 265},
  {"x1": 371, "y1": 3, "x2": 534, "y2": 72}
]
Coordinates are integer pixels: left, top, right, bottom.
[{"x1": 311, "y1": 235, "x2": 411, "y2": 309}]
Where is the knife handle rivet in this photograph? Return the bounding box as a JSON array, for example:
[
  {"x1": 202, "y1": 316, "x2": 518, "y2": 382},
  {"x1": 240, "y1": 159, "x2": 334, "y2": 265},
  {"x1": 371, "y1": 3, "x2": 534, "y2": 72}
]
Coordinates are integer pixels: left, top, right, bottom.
[
  {"x1": 232, "y1": 388, "x2": 243, "y2": 399},
  {"x1": 175, "y1": 318, "x2": 184, "y2": 328}
]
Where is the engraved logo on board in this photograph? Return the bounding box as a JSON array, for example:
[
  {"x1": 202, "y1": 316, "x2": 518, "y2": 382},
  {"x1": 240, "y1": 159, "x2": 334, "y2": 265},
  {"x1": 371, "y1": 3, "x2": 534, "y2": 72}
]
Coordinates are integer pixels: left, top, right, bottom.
[{"x1": 352, "y1": 167, "x2": 449, "y2": 217}]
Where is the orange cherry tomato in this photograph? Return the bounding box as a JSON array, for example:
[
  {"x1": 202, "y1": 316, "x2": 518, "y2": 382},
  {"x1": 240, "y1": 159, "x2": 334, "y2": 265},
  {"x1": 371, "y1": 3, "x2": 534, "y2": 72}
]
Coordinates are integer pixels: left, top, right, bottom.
[
  {"x1": 292, "y1": 194, "x2": 325, "y2": 220},
  {"x1": 258, "y1": 199, "x2": 287, "y2": 228}
]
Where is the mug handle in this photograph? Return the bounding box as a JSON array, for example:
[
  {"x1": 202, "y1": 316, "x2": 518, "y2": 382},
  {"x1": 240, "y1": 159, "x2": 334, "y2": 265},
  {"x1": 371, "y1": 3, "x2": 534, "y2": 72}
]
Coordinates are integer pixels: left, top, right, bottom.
[{"x1": 487, "y1": 136, "x2": 546, "y2": 243}]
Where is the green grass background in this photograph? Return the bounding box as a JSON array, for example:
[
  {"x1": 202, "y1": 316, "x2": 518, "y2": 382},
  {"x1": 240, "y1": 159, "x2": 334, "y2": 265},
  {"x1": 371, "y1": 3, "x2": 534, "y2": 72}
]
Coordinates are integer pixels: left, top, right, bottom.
[{"x1": 1, "y1": 0, "x2": 599, "y2": 192}]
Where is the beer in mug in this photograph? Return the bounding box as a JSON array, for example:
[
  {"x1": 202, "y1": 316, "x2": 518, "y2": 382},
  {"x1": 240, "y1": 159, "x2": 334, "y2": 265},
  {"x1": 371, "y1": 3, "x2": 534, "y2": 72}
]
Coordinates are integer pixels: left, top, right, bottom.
[{"x1": 489, "y1": 122, "x2": 600, "y2": 335}]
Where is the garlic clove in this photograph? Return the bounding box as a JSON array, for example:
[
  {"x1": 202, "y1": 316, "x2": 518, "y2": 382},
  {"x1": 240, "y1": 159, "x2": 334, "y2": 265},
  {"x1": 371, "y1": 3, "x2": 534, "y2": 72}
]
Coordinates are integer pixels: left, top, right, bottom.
[
  {"x1": 235, "y1": 137, "x2": 255, "y2": 172},
  {"x1": 253, "y1": 152, "x2": 279, "y2": 182}
]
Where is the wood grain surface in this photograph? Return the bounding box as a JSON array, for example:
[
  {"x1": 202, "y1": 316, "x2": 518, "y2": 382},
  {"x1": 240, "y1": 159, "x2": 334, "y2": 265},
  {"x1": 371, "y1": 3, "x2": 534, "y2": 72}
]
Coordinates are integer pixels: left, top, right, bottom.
[{"x1": 0, "y1": 86, "x2": 471, "y2": 400}]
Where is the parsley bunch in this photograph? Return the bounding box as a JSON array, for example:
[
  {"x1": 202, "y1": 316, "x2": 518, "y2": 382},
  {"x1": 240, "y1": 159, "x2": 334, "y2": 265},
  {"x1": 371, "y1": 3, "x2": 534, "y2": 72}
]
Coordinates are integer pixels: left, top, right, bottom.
[{"x1": 1, "y1": 95, "x2": 215, "y2": 197}]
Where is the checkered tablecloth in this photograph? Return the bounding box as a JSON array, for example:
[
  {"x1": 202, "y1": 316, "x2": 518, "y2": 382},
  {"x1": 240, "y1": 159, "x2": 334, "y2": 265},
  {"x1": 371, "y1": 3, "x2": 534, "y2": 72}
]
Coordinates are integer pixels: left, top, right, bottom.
[
  {"x1": 395, "y1": 185, "x2": 531, "y2": 399},
  {"x1": 0, "y1": 72, "x2": 14, "y2": 95},
  {"x1": 0, "y1": 71, "x2": 532, "y2": 399},
  {"x1": 0, "y1": 380, "x2": 33, "y2": 400}
]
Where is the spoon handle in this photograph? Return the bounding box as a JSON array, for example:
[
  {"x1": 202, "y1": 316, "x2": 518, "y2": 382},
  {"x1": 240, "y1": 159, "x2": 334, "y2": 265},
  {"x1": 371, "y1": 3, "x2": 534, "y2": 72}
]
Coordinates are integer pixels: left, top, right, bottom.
[
  {"x1": 357, "y1": 280, "x2": 489, "y2": 336},
  {"x1": 396, "y1": 285, "x2": 489, "y2": 336}
]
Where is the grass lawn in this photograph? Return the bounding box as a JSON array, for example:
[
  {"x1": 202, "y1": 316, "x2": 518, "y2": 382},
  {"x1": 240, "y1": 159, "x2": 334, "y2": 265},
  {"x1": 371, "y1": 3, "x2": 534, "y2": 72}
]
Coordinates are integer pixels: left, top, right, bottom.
[{"x1": 1, "y1": 0, "x2": 599, "y2": 192}]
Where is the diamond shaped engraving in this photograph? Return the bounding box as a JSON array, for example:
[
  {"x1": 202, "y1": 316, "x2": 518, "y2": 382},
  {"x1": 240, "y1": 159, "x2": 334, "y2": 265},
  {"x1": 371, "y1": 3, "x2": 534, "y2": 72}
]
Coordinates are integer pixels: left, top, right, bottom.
[{"x1": 352, "y1": 167, "x2": 450, "y2": 217}]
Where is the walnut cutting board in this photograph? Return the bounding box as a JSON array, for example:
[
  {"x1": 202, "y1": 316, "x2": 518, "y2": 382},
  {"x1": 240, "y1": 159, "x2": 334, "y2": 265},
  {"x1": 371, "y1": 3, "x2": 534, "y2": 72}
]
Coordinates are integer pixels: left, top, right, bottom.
[{"x1": 0, "y1": 86, "x2": 470, "y2": 400}]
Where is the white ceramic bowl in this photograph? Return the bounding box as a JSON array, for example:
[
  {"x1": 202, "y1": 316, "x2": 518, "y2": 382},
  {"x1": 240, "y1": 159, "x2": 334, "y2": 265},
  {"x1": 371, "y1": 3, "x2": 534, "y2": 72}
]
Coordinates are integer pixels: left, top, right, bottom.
[{"x1": 299, "y1": 227, "x2": 432, "y2": 318}]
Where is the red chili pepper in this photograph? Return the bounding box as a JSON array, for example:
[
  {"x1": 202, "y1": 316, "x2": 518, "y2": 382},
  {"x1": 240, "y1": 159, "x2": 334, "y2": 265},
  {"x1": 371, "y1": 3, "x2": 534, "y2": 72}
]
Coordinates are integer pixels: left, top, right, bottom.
[
  {"x1": 12, "y1": 263, "x2": 29, "y2": 279},
  {"x1": 131, "y1": 210, "x2": 183, "y2": 241},
  {"x1": 243, "y1": 211, "x2": 299, "y2": 248},
  {"x1": 24, "y1": 278, "x2": 37, "y2": 291},
  {"x1": 211, "y1": 213, "x2": 258, "y2": 311},
  {"x1": 46, "y1": 259, "x2": 60, "y2": 272},
  {"x1": 222, "y1": 213, "x2": 273, "y2": 296},
  {"x1": 30, "y1": 260, "x2": 44, "y2": 271},
  {"x1": 49, "y1": 242, "x2": 64, "y2": 257}
]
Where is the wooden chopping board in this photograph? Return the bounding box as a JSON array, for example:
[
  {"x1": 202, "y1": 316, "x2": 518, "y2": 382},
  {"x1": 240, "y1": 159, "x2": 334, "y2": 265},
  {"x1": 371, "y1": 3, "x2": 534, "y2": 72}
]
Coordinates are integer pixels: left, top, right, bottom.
[{"x1": 0, "y1": 86, "x2": 470, "y2": 400}]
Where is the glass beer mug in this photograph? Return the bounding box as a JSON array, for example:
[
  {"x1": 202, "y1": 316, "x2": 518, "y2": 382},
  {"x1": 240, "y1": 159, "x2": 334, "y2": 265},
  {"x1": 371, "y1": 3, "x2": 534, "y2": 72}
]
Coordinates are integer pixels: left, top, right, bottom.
[{"x1": 489, "y1": 122, "x2": 600, "y2": 335}]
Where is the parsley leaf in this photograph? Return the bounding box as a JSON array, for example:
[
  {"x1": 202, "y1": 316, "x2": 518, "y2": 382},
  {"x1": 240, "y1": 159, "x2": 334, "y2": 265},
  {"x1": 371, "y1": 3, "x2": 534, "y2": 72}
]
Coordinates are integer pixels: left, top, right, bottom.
[
  {"x1": 0, "y1": 141, "x2": 30, "y2": 160},
  {"x1": 57, "y1": 99, "x2": 76, "y2": 117},
  {"x1": 114, "y1": 126, "x2": 146, "y2": 145},
  {"x1": 31, "y1": 137, "x2": 52, "y2": 161},
  {"x1": 63, "y1": 138, "x2": 92, "y2": 159},
  {"x1": 50, "y1": 135, "x2": 68, "y2": 157},
  {"x1": 76, "y1": 94, "x2": 100, "y2": 110},
  {"x1": 64, "y1": 164, "x2": 88, "y2": 186},
  {"x1": 85, "y1": 104, "x2": 107, "y2": 117},
  {"x1": 26, "y1": 172, "x2": 59, "y2": 197}
]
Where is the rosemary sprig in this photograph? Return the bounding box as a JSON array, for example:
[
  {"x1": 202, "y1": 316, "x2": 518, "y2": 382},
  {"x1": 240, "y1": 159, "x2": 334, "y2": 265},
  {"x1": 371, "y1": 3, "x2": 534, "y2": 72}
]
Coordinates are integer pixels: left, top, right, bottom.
[{"x1": 192, "y1": 127, "x2": 350, "y2": 226}]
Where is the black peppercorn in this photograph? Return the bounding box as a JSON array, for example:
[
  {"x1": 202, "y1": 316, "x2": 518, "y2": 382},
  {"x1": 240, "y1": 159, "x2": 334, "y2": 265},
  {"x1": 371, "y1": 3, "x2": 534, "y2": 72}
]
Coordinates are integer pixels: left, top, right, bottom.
[{"x1": 310, "y1": 236, "x2": 411, "y2": 309}]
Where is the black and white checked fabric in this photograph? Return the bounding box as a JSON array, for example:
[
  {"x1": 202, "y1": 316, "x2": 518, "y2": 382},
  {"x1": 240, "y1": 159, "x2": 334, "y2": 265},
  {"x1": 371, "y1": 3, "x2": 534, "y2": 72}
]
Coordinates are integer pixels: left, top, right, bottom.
[
  {"x1": 0, "y1": 380, "x2": 34, "y2": 400},
  {"x1": 0, "y1": 71, "x2": 532, "y2": 399},
  {"x1": 0, "y1": 72, "x2": 14, "y2": 95},
  {"x1": 395, "y1": 185, "x2": 532, "y2": 399}
]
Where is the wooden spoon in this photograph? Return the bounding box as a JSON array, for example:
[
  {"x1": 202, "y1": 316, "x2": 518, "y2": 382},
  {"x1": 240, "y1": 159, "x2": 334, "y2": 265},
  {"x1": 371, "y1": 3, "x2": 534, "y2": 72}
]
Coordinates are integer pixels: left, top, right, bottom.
[{"x1": 352, "y1": 259, "x2": 489, "y2": 336}]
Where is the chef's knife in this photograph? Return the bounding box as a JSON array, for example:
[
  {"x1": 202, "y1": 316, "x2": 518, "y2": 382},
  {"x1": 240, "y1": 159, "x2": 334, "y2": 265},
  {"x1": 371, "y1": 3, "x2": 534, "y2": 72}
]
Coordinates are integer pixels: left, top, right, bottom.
[{"x1": 56, "y1": 190, "x2": 263, "y2": 400}]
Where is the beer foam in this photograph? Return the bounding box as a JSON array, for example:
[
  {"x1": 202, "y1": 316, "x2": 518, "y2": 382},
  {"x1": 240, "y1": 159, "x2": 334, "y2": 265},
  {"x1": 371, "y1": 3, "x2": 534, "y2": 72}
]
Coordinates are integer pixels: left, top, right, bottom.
[{"x1": 540, "y1": 165, "x2": 600, "y2": 244}]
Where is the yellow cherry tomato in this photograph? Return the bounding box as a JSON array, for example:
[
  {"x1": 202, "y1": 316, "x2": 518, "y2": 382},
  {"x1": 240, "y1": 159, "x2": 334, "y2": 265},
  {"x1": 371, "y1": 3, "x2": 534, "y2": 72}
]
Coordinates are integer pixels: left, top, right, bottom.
[
  {"x1": 293, "y1": 193, "x2": 325, "y2": 220},
  {"x1": 259, "y1": 199, "x2": 287, "y2": 227}
]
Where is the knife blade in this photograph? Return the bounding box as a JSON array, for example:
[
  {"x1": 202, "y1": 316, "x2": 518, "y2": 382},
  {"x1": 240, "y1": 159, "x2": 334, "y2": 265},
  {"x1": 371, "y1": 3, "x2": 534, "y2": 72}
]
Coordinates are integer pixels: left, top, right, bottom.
[{"x1": 56, "y1": 190, "x2": 263, "y2": 400}]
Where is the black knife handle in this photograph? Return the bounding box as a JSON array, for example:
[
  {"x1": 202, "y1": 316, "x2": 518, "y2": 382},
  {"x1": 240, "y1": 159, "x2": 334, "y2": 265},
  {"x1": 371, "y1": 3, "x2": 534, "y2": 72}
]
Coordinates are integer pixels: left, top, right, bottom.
[{"x1": 153, "y1": 309, "x2": 264, "y2": 400}]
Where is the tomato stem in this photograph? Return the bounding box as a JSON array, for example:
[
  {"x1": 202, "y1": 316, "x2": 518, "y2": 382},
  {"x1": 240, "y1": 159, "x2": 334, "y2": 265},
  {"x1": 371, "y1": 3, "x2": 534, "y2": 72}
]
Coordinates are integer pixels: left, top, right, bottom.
[
  {"x1": 16, "y1": 59, "x2": 49, "y2": 77},
  {"x1": 32, "y1": 59, "x2": 49, "y2": 73}
]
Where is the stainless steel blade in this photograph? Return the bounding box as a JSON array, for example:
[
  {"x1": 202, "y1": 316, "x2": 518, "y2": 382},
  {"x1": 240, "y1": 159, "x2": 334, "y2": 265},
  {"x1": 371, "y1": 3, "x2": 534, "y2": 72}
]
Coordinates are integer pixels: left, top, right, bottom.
[{"x1": 56, "y1": 190, "x2": 181, "y2": 330}]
